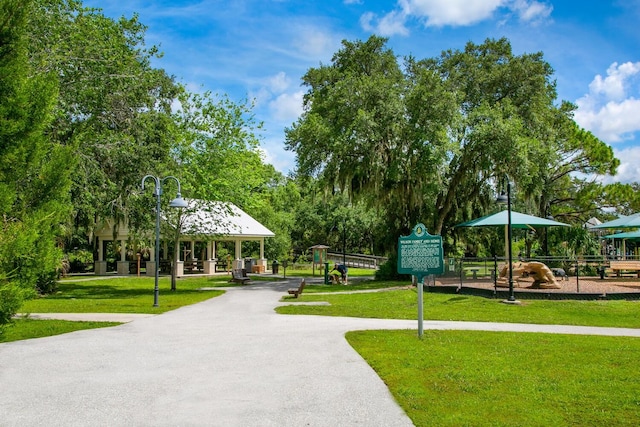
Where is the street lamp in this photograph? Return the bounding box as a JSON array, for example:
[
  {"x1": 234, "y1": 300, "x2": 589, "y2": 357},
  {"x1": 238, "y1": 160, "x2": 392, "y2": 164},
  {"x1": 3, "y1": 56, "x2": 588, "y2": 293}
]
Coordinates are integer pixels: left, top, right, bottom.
[
  {"x1": 496, "y1": 178, "x2": 517, "y2": 303},
  {"x1": 141, "y1": 175, "x2": 188, "y2": 307},
  {"x1": 341, "y1": 218, "x2": 346, "y2": 266}
]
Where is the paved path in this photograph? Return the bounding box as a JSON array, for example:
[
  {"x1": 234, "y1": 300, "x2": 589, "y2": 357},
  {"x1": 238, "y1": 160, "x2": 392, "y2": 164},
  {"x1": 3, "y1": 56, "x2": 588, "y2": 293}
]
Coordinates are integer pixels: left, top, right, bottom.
[{"x1": 2, "y1": 279, "x2": 640, "y2": 426}]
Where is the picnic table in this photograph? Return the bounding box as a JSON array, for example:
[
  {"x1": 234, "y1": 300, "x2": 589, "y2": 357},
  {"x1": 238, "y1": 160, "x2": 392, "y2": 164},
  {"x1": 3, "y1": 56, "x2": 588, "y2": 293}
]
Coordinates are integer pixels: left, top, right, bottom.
[{"x1": 466, "y1": 267, "x2": 480, "y2": 279}]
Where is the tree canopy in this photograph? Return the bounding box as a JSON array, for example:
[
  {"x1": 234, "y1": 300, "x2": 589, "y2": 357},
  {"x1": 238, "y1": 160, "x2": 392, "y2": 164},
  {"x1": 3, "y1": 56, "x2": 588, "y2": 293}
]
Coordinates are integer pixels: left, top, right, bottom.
[
  {"x1": 286, "y1": 36, "x2": 623, "y2": 255},
  {"x1": 3, "y1": 1, "x2": 639, "y2": 334},
  {"x1": 0, "y1": 0, "x2": 74, "y2": 329}
]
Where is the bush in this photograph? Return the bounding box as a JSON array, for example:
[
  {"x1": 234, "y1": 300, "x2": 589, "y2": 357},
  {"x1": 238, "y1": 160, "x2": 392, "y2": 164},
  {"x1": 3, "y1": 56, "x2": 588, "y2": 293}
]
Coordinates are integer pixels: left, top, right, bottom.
[
  {"x1": 35, "y1": 271, "x2": 58, "y2": 295},
  {"x1": 375, "y1": 253, "x2": 410, "y2": 281},
  {"x1": 0, "y1": 282, "x2": 25, "y2": 337},
  {"x1": 67, "y1": 249, "x2": 93, "y2": 273}
]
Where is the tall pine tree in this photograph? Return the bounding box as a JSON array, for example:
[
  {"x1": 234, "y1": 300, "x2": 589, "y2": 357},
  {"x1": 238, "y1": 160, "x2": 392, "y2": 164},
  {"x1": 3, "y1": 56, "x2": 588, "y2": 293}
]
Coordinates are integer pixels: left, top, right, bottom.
[{"x1": 0, "y1": 0, "x2": 74, "y2": 332}]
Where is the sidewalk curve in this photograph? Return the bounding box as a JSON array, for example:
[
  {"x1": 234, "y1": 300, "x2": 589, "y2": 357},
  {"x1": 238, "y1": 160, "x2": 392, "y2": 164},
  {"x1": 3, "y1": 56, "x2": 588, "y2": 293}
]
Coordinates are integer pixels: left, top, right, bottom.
[
  {"x1": 1, "y1": 279, "x2": 639, "y2": 426},
  {"x1": 15, "y1": 313, "x2": 155, "y2": 322}
]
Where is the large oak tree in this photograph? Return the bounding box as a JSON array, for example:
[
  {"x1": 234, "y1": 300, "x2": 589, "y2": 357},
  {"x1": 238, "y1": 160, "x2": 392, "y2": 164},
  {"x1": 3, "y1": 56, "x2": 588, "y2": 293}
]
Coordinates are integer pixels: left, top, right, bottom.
[{"x1": 286, "y1": 36, "x2": 621, "y2": 255}]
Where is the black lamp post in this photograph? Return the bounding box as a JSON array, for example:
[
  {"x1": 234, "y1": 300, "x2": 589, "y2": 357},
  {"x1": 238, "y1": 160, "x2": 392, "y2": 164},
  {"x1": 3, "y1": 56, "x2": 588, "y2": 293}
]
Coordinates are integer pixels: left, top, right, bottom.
[
  {"x1": 141, "y1": 175, "x2": 188, "y2": 307},
  {"x1": 341, "y1": 218, "x2": 346, "y2": 266},
  {"x1": 497, "y1": 179, "x2": 516, "y2": 302}
]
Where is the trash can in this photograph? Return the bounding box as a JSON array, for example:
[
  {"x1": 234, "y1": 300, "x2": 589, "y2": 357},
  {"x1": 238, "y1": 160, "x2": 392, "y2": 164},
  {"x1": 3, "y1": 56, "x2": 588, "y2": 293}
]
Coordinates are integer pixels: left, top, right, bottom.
[
  {"x1": 245, "y1": 258, "x2": 254, "y2": 272},
  {"x1": 272, "y1": 260, "x2": 279, "y2": 274},
  {"x1": 324, "y1": 262, "x2": 329, "y2": 284}
]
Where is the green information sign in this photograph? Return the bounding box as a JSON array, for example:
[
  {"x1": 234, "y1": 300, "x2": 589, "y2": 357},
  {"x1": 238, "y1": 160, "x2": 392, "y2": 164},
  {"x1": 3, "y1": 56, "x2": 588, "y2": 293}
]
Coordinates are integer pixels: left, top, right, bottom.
[
  {"x1": 397, "y1": 223, "x2": 444, "y2": 338},
  {"x1": 397, "y1": 223, "x2": 444, "y2": 280}
]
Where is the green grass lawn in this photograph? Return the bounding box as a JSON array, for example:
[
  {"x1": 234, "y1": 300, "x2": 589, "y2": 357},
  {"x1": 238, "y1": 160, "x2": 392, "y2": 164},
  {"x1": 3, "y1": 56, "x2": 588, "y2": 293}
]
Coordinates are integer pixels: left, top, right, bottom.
[
  {"x1": 21, "y1": 275, "x2": 228, "y2": 314},
  {"x1": 276, "y1": 286, "x2": 640, "y2": 328},
  {"x1": 4, "y1": 274, "x2": 640, "y2": 425},
  {"x1": 347, "y1": 329, "x2": 640, "y2": 427},
  {"x1": 1, "y1": 319, "x2": 122, "y2": 343},
  {"x1": 276, "y1": 266, "x2": 376, "y2": 278},
  {"x1": 2, "y1": 275, "x2": 228, "y2": 343},
  {"x1": 284, "y1": 279, "x2": 407, "y2": 294},
  {"x1": 280, "y1": 282, "x2": 640, "y2": 425}
]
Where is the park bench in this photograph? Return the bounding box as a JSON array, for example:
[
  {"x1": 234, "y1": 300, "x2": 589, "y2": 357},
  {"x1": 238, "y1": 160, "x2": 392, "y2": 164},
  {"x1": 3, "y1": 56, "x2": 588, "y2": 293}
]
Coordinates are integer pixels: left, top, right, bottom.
[
  {"x1": 229, "y1": 268, "x2": 251, "y2": 284},
  {"x1": 287, "y1": 279, "x2": 306, "y2": 298},
  {"x1": 608, "y1": 260, "x2": 640, "y2": 278},
  {"x1": 215, "y1": 261, "x2": 230, "y2": 273}
]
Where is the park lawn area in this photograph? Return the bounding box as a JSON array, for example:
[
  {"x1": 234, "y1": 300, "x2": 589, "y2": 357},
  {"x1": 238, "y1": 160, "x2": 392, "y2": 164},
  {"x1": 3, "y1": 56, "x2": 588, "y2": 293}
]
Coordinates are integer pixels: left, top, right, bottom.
[
  {"x1": 1, "y1": 319, "x2": 122, "y2": 343},
  {"x1": 4, "y1": 275, "x2": 238, "y2": 342},
  {"x1": 276, "y1": 287, "x2": 640, "y2": 328},
  {"x1": 283, "y1": 279, "x2": 408, "y2": 294},
  {"x1": 347, "y1": 329, "x2": 640, "y2": 427},
  {"x1": 276, "y1": 266, "x2": 376, "y2": 278},
  {"x1": 20, "y1": 276, "x2": 227, "y2": 315}
]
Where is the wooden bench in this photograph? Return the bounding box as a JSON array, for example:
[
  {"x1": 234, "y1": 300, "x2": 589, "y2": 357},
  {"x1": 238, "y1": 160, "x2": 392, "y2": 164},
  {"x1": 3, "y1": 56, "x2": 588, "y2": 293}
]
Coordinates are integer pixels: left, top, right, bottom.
[
  {"x1": 229, "y1": 269, "x2": 251, "y2": 284},
  {"x1": 608, "y1": 261, "x2": 640, "y2": 278},
  {"x1": 287, "y1": 279, "x2": 306, "y2": 298},
  {"x1": 215, "y1": 262, "x2": 230, "y2": 273}
]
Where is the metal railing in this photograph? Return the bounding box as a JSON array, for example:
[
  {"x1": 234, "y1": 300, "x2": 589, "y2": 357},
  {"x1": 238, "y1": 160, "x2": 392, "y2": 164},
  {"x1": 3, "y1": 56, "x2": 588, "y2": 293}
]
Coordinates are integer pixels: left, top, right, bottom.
[
  {"x1": 326, "y1": 252, "x2": 388, "y2": 269},
  {"x1": 426, "y1": 255, "x2": 640, "y2": 300}
]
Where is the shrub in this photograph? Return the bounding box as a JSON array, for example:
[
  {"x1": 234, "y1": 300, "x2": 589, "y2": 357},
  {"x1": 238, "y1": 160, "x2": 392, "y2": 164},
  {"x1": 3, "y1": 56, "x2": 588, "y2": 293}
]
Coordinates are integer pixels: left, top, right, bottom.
[
  {"x1": 35, "y1": 270, "x2": 58, "y2": 295},
  {"x1": 67, "y1": 249, "x2": 93, "y2": 273},
  {"x1": 0, "y1": 281, "x2": 25, "y2": 337},
  {"x1": 375, "y1": 253, "x2": 410, "y2": 281}
]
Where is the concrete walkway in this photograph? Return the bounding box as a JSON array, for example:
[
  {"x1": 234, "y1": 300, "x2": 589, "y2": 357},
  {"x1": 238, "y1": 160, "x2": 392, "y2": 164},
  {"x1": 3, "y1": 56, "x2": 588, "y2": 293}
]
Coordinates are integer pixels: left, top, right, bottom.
[{"x1": 2, "y1": 279, "x2": 640, "y2": 427}]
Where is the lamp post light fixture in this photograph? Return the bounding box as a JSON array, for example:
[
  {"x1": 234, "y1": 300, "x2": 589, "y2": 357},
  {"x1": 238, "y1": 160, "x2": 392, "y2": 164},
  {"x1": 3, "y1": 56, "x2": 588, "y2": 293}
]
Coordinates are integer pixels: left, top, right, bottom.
[
  {"x1": 496, "y1": 178, "x2": 518, "y2": 303},
  {"x1": 141, "y1": 175, "x2": 188, "y2": 307}
]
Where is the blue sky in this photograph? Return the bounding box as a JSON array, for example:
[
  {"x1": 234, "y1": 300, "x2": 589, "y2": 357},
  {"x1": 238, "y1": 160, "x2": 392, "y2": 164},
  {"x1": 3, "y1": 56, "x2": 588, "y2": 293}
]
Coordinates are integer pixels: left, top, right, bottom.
[{"x1": 84, "y1": 0, "x2": 640, "y2": 183}]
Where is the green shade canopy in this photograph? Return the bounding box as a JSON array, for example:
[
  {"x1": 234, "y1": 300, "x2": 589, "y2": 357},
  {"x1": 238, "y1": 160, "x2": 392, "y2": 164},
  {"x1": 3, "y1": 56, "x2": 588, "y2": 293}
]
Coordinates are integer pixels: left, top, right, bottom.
[
  {"x1": 603, "y1": 230, "x2": 640, "y2": 240},
  {"x1": 589, "y1": 213, "x2": 640, "y2": 229},
  {"x1": 455, "y1": 210, "x2": 570, "y2": 229}
]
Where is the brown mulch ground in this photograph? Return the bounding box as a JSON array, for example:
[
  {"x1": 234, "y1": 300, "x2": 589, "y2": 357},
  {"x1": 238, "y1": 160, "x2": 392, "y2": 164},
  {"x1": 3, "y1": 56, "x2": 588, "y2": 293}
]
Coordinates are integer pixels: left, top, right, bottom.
[{"x1": 435, "y1": 275, "x2": 640, "y2": 295}]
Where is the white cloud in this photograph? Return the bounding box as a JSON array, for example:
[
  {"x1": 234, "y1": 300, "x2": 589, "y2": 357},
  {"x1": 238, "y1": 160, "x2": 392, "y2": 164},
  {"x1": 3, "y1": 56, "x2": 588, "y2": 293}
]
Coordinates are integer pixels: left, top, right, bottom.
[
  {"x1": 604, "y1": 146, "x2": 640, "y2": 184},
  {"x1": 361, "y1": 10, "x2": 410, "y2": 36},
  {"x1": 249, "y1": 71, "x2": 294, "y2": 108},
  {"x1": 260, "y1": 136, "x2": 297, "y2": 174},
  {"x1": 269, "y1": 91, "x2": 304, "y2": 122},
  {"x1": 361, "y1": 0, "x2": 552, "y2": 34},
  {"x1": 266, "y1": 71, "x2": 291, "y2": 93},
  {"x1": 511, "y1": 0, "x2": 553, "y2": 24},
  {"x1": 402, "y1": 0, "x2": 504, "y2": 27},
  {"x1": 575, "y1": 62, "x2": 640, "y2": 143},
  {"x1": 291, "y1": 25, "x2": 338, "y2": 59},
  {"x1": 588, "y1": 62, "x2": 640, "y2": 101}
]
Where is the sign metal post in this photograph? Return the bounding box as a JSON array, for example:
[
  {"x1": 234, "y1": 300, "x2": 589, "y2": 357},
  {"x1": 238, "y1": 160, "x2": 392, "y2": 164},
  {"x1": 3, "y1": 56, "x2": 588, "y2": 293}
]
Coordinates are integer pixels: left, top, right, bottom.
[{"x1": 397, "y1": 223, "x2": 444, "y2": 338}]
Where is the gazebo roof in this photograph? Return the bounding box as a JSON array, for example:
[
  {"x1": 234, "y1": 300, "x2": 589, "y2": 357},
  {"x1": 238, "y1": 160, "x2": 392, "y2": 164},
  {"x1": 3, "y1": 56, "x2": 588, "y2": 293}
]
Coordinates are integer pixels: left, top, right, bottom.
[
  {"x1": 94, "y1": 200, "x2": 274, "y2": 240},
  {"x1": 180, "y1": 200, "x2": 274, "y2": 238}
]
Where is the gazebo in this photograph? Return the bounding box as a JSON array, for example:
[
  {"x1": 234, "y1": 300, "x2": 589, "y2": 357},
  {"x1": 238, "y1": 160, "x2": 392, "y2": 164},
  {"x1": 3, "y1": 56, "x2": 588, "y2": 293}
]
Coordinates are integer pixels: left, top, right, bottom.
[{"x1": 93, "y1": 200, "x2": 275, "y2": 276}]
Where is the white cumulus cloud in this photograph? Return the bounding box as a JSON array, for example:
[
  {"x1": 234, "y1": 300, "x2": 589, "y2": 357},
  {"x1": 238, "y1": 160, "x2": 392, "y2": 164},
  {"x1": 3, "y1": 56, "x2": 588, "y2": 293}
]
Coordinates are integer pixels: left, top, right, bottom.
[
  {"x1": 290, "y1": 25, "x2": 339, "y2": 59},
  {"x1": 361, "y1": 9, "x2": 410, "y2": 36},
  {"x1": 361, "y1": 0, "x2": 552, "y2": 35},
  {"x1": 575, "y1": 62, "x2": 640, "y2": 143},
  {"x1": 605, "y1": 146, "x2": 640, "y2": 184},
  {"x1": 269, "y1": 91, "x2": 304, "y2": 123},
  {"x1": 266, "y1": 71, "x2": 291, "y2": 94},
  {"x1": 403, "y1": 0, "x2": 504, "y2": 27},
  {"x1": 511, "y1": 0, "x2": 553, "y2": 23}
]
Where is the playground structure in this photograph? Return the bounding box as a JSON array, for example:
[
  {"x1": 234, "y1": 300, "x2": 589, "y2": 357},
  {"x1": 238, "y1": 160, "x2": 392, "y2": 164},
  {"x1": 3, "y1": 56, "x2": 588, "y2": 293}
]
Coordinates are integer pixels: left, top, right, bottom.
[{"x1": 497, "y1": 261, "x2": 561, "y2": 289}]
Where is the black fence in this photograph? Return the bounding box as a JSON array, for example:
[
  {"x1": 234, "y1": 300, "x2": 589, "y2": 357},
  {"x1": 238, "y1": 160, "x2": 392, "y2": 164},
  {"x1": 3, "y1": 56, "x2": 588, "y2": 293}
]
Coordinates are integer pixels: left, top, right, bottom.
[{"x1": 426, "y1": 255, "x2": 640, "y2": 300}]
